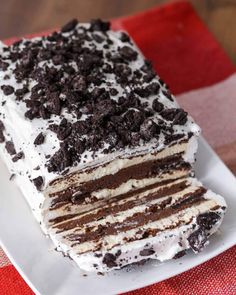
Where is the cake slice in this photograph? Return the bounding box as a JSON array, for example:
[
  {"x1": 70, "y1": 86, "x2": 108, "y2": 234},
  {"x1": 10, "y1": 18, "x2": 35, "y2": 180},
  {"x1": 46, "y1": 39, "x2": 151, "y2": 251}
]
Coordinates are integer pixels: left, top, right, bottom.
[
  {"x1": 0, "y1": 19, "x2": 226, "y2": 272},
  {"x1": 44, "y1": 178, "x2": 226, "y2": 272}
]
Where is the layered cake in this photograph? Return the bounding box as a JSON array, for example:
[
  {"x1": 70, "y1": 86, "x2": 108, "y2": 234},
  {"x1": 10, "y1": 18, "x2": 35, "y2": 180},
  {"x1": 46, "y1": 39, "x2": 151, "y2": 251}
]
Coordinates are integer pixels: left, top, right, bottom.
[{"x1": 0, "y1": 19, "x2": 226, "y2": 272}]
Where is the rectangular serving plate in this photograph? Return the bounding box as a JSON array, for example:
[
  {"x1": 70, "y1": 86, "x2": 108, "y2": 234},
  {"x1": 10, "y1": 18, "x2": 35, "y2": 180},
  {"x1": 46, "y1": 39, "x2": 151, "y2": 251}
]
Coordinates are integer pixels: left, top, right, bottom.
[{"x1": 0, "y1": 137, "x2": 236, "y2": 295}]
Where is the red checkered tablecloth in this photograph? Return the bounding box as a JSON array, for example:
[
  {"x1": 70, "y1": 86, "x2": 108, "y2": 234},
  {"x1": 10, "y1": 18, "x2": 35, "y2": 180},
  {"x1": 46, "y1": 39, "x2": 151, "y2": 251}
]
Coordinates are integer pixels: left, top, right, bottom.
[{"x1": 1, "y1": 1, "x2": 236, "y2": 294}]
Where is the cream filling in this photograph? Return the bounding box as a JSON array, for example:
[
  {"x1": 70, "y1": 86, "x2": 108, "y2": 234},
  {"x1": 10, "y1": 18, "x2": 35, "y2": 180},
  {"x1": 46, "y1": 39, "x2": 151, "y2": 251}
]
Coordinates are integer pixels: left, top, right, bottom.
[
  {"x1": 58, "y1": 193, "x2": 216, "y2": 254},
  {"x1": 43, "y1": 169, "x2": 190, "y2": 223},
  {"x1": 47, "y1": 137, "x2": 197, "y2": 195},
  {"x1": 48, "y1": 181, "x2": 201, "y2": 239},
  {"x1": 90, "y1": 169, "x2": 189, "y2": 201}
]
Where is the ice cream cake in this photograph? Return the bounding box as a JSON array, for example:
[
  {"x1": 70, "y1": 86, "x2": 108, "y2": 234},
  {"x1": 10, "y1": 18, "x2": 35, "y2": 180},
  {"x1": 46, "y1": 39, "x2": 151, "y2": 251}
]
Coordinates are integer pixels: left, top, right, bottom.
[{"x1": 0, "y1": 19, "x2": 226, "y2": 272}]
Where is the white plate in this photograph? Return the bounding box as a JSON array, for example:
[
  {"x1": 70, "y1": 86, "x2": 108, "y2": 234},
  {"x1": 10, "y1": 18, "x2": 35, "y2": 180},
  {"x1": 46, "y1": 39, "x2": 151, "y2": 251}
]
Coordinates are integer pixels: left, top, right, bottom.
[{"x1": 0, "y1": 137, "x2": 236, "y2": 295}]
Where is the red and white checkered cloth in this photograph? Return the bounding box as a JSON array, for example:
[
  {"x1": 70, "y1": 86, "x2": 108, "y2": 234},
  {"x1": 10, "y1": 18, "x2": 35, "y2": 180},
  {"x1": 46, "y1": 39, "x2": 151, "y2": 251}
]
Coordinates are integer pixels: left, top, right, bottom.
[{"x1": 1, "y1": 1, "x2": 236, "y2": 294}]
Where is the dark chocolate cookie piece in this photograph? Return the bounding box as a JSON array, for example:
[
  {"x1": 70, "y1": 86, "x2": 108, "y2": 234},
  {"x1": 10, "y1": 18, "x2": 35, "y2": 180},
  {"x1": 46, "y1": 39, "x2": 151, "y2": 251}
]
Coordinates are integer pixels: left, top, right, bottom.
[
  {"x1": 32, "y1": 176, "x2": 44, "y2": 191},
  {"x1": 197, "y1": 212, "x2": 221, "y2": 231},
  {"x1": 188, "y1": 228, "x2": 208, "y2": 253},
  {"x1": 102, "y1": 253, "x2": 117, "y2": 268}
]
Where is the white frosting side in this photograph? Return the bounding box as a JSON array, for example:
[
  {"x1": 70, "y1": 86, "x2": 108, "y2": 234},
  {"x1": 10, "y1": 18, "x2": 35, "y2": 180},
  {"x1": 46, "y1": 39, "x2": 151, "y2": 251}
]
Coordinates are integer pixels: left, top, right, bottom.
[{"x1": 0, "y1": 141, "x2": 44, "y2": 221}]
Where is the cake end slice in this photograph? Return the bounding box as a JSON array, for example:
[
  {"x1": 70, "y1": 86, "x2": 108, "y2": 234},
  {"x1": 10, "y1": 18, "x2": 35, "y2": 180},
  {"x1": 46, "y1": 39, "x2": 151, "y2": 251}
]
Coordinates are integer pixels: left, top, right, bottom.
[{"x1": 42, "y1": 177, "x2": 226, "y2": 272}]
